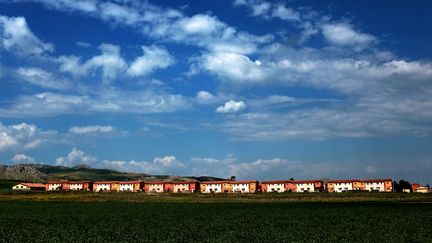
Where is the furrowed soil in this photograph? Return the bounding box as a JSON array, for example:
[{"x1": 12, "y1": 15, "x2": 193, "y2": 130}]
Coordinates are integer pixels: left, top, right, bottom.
[{"x1": 0, "y1": 192, "x2": 431, "y2": 242}]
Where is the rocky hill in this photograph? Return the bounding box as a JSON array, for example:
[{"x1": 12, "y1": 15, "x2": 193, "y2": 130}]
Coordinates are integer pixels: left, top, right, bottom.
[{"x1": 0, "y1": 164, "x2": 225, "y2": 183}]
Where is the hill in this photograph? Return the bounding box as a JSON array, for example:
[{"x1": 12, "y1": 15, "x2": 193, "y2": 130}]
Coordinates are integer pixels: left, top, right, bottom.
[{"x1": 0, "y1": 164, "x2": 226, "y2": 183}]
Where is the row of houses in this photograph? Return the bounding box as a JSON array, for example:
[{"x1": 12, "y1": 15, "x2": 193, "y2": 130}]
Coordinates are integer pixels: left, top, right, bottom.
[{"x1": 12, "y1": 178, "x2": 411, "y2": 193}]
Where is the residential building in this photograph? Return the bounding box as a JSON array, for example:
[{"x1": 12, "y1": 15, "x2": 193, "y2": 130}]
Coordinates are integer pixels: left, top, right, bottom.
[
  {"x1": 12, "y1": 183, "x2": 46, "y2": 191},
  {"x1": 294, "y1": 180, "x2": 324, "y2": 192},
  {"x1": 93, "y1": 181, "x2": 119, "y2": 192},
  {"x1": 69, "y1": 181, "x2": 93, "y2": 191},
  {"x1": 412, "y1": 183, "x2": 429, "y2": 193},
  {"x1": 46, "y1": 180, "x2": 70, "y2": 191},
  {"x1": 144, "y1": 181, "x2": 166, "y2": 193},
  {"x1": 171, "y1": 181, "x2": 199, "y2": 193},
  {"x1": 365, "y1": 179, "x2": 393, "y2": 192},
  {"x1": 200, "y1": 181, "x2": 227, "y2": 193},
  {"x1": 119, "y1": 181, "x2": 143, "y2": 192},
  {"x1": 326, "y1": 180, "x2": 355, "y2": 193},
  {"x1": 261, "y1": 180, "x2": 287, "y2": 193},
  {"x1": 231, "y1": 180, "x2": 259, "y2": 193}
]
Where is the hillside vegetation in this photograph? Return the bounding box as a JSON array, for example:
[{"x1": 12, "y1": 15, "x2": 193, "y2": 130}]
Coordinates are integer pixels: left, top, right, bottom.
[{"x1": 0, "y1": 163, "x2": 224, "y2": 183}]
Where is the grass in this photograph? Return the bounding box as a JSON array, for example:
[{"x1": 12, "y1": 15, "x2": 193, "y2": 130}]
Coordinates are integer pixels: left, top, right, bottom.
[
  {"x1": 0, "y1": 200, "x2": 431, "y2": 242},
  {"x1": 0, "y1": 191, "x2": 431, "y2": 203}
]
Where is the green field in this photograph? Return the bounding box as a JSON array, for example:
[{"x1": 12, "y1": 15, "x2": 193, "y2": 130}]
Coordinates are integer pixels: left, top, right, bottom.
[{"x1": 0, "y1": 193, "x2": 431, "y2": 242}]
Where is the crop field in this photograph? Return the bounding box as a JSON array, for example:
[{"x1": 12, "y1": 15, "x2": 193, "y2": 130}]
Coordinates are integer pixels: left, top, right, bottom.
[{"x1": 0, "y1": 199, "x2": 431, "y2": 242}]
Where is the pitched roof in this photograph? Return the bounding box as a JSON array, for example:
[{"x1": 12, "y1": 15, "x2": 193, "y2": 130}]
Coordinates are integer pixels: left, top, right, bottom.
[
  {"x1": 294, "y1": 180, "x2": 322, "y2": 184},
  {"x1": 326, "y1": 179, "x2": 363, "y2": 183},
  {"x1": 94, "y1": 181, "x2": 119, "y2": 184},
  {"x1": 46, "y1": 180, "x2": 69, "y2": 184},
  {"x1": 145, "y1": 181, "x2": 167, "y2": 184},
  {"x1": 364, "y1": 178, "x2": 392, "y2": 183},
  {"x1": 118, "y1": 181, "x2": 141, "y2": 184},
  {"x1": 261, "y1": 180, "x2": 292, "y2": 184},
  {"x1": 170, "y1": 181, "x2": 198, "y2": 184},
  {"x1": 20, "y1": 183, "x2": 46, "y2": 188},
  {"x1": 200, "y1": 180, "x2": 229, "y2": 184},
  {"x1": 230, "y1": 180, "x2": 259, "y2": 184}
]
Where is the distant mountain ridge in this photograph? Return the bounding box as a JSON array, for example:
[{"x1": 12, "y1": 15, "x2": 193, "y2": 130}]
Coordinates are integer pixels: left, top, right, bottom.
[{"x1": 0, "y1": 164, "x2": 225, "y2": 183}]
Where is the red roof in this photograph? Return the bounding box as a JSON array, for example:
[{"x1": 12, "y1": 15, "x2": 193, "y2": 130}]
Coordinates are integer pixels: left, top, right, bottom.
[
  {"x1": 327, "y1": 179, "x2": 363, "y2": 183},
  {"x1": 230, "y1": 180, "x2": 259, "y2": 184},
  {"x1": 21, "y1": 183, "x2": 46, "y2": 188},
  {"x1": 294, "y1": 180, "x2": 322, "y2": 184},
  {"x1": 364, "y1": 178, "x2": 392, "y2": 183},
  {"x1": 261, "y1": 180, "x2": 292, "y2": 184},
  {"x1": 201, "y1": 180, "x2": 229, "y2": 184},
  {"x1": 46, "y1": 180, "x2": 69, "y2": 184},
  {"x1": 118, "y1": 181, "x2": 141, "y2": 184},
  {"x1": 94, "y1": 181, "x2": 119, "y2": 184},
  {"x1": 145, "y1": 181, "x2": 167, "y2": 185},
  {"x1": 170, "y1": 181, "x2": 198, "y2": 184},
  {"x1": 69, "y1": 181, "x2": 92, "y2": 184}
]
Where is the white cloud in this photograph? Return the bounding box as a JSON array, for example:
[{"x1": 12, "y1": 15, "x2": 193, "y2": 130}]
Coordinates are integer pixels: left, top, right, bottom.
[
  {"x1": 321, "y1": 23, "x2": 376, "y2": 49},
  {"x1": 68, "y1": 125, "x2": 114, "y2": 134},
  {"x1": 101, "y1": 155, "x2": 184, "y2": 174},
  {"x1": 127, "y1": 45, "x2": 174, "y2": 77},
  {"x1": 216, "y1": 100, "x2": 247, "y2": 113},
  {"x1": 201, "y1": 52, "x2": 267, "y2": 83},
  {"x1": 178, "y1": 14, "x2": 223, "y2": 35},
  {"x1": 55, "y1": 148, "x2": 97, "y2": 167},
  {"x1": 17, "y1": 0, "x2": 271, "y2": 55},
  {"x1": 15, "y1": 67, "x2": 71, "y2": 90},
  {"x1": 12, "y1": 153, "x2": 35, "y2": 164},
  {"x1": 85, "y1": 43, "x2": 126, "y2": 81},
  {"x1": 0, "y1": 89, "x2": 191, "y2": 117},
  {"x1": 75, "y1": 41, "x2": 91, "y2": 47},
  {"x1": 0, "y1": 15, "x2": 53, "y2": 56},
  {"x1": 195, "y1": 91, "x2": 215, "y2": 104},
  {"x1": 271, "y1": 4, "x2": 300, "y2": 21},
  {"x1": 0, "y1": 122, "x2": 57, "y2": 152},
  {"x1": 58, "y1": 43, "x2": 126, "y2": 81}
]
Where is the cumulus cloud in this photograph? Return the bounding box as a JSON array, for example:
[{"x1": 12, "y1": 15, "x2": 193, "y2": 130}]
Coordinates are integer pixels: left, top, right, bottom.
[
  {"x1": 55, "y1": 148, "x2": 97, "y2": 167},
  {"x1": 216, "y1": 100, "x2": 247, "y2": 113},
  {"x1": 127, "y1": 45, "x2": 174, "y2": 77},
  {"x1": 101, "y1": 155, "x2": 184, "y2": 174},
  {"x1": 68, "y1": 125, "x2": 114, "y2": 134},
  {"x1": 0, "y1": 15, "x2": 53, "y2": 56},
  {"x1": 321, "y1": 23, "x2": 376, "y2": 49},
  {"x1": 0, "y1": 122, "x2": 57, "y2": 152},
  {"x1": 12, "y1": 153, "x2": 35, "y2": 164},
  {"x1": 195, "y1": 91, "x2": 215, "y2": 104}
]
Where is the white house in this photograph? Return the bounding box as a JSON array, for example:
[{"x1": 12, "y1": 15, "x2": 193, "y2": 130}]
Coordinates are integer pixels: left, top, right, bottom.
[
  {"x1": 201, "y1": 182, "x2": 223, "y2": 193},
  {"x1": 12, "y1": 183, "x2": 46, "y2": 191},
  {"x1": 267, "y1": 183, "x2": 285, "y2": 193},
  {"x1": 365, "y1": 181, "x2": 385, "y2": 192},
  {"x1": 232, "y1": 183, "x2": 250, "y2": 193},
  {"x1": 295, "y1": 182, "x2": 315, "y2": 192},
  {"x1": 334, "y1": 182, "x2": 353, "y2": 192}
]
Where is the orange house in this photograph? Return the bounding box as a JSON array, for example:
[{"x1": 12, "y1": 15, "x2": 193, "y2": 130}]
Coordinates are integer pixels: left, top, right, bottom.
[
  {"x1": 230, "y1": 180, "x2": 259, "y2": 193},
  {"x1": 118, "y1": 181, "x2": 143, "y2": 192},
  {"x1": 144, "y1": 181, "x2": 167, "y2": 193},
  {"x1": 170, "y1": 181, "x2": 200, "y2": 193},
  {"x1": 69, "y1": 181, "x2": 93, "y2": 191},
  {"x1": 365, "y1": 178, "x2": 393, "y2": 192},
  {"x1": 46, "y1": 180, "x2": 70, "y2": 191},
  {"x1": 200, "y1": 181, "x2": 228, "y2": 193},
  {"x1": 93, "y1": 181, "x2": 119, "y2": 192},
  {"x1": 261, "y1": 180, "x2": 289, "y2": 193},
  {"x1": 294, "y1": 180, "x2": 324, "y2": 192}
]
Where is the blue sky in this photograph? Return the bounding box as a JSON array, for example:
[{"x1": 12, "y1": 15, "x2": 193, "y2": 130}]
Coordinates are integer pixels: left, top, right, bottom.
[{"x1": 0, "y1": 0, "x2": 431, "y2": 184}]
